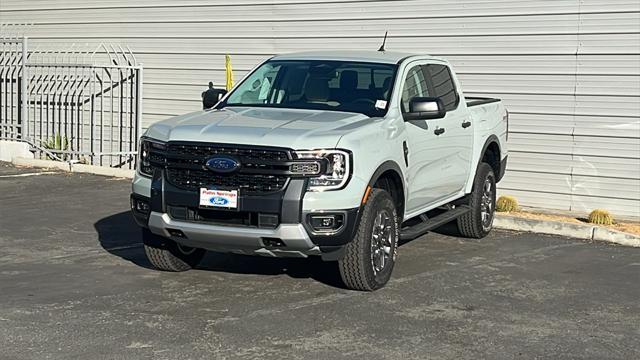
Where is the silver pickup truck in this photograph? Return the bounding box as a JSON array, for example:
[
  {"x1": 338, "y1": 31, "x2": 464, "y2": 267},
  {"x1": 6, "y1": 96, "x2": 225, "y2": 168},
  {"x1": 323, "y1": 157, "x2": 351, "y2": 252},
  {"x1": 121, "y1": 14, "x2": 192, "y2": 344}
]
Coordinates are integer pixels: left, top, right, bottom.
[{"x1": 131, "y1": 50, "x2": 508, "y2": 291}]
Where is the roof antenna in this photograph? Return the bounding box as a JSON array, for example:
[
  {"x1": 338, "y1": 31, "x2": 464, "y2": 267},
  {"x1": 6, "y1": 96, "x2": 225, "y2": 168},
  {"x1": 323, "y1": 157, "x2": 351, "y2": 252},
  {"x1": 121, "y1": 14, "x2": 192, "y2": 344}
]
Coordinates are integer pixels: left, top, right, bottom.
[{"x1": 378, "y1": 31, "x2": 388, "y2": 52}]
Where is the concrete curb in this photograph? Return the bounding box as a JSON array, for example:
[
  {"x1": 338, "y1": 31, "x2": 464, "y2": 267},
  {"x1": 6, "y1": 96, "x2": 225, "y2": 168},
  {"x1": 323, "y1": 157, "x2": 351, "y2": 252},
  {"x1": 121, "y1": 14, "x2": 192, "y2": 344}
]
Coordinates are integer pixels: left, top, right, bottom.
[
  {"x1": 592, "y1": 227, "x2": 640, "y2": 247},
  {"x1": 11, "y1": 157, "x2": 134, "y2": 179},
  {"x1": 495, "y1": 214, "x2": 640, "y2": 248}
]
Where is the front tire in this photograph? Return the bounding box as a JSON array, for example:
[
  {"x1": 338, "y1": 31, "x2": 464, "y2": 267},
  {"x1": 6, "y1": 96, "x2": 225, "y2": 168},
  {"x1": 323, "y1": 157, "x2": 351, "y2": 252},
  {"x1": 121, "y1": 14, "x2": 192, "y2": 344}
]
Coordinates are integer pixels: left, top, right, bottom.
[
  {"x1": 457, "y1": 162, "x2": 496, "y2": 238},
  {"x1": 338, "y1": 189, "x2": 399, "y2": 291},
  {"x1": 142, "y1": 229, "x2": 206, "y2": 271}
]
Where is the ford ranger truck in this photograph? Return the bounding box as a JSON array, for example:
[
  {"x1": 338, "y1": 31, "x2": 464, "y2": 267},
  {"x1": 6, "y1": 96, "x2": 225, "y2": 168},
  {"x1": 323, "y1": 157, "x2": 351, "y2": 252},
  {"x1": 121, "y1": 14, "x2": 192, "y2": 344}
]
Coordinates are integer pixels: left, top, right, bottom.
[{"x1": 130, "y1": 50, "x2": 508, "y2": 291}]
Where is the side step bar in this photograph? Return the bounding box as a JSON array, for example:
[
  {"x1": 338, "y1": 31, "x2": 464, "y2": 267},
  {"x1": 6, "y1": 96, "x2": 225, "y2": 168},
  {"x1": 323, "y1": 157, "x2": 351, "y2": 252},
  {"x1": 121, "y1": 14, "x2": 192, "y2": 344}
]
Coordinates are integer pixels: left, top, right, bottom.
[{"x1": 400, "y1": 205, "x2": 471, "y2": 241}]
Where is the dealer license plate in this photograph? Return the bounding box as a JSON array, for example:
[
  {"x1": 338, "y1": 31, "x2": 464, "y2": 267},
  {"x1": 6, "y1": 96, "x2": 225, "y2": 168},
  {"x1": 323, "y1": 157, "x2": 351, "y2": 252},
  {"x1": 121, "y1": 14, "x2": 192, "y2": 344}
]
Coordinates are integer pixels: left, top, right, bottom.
[{"x1": 199, "y1": 188, "x2": 238, "y2": 209}]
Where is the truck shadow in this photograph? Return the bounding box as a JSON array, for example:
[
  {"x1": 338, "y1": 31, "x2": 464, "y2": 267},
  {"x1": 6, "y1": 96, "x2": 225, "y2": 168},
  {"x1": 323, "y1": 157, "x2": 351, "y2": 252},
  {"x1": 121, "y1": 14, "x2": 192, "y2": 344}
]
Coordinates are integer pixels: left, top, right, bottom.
[
  {"x1": 94, "y1": 211, "x2": 154, "y2": 269},
  {"x1": 94, "y1": 211, "x2": 345, "y2": 288}
]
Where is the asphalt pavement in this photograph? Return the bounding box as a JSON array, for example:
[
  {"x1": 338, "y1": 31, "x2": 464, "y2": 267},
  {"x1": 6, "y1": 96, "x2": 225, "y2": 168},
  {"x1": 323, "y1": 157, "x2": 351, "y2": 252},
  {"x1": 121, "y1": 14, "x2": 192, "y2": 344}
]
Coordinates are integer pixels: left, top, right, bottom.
[{"x1": 0, "y1": 162, "x2": 638, "y2": 360}]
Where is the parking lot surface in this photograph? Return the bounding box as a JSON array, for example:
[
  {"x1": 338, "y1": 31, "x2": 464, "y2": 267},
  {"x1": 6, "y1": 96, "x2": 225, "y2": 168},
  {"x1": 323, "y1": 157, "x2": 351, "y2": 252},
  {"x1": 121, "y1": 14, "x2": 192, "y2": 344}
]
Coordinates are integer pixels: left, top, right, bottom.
[{"x1": 0, "y1": 162, "x2": 638, "y2": 360}]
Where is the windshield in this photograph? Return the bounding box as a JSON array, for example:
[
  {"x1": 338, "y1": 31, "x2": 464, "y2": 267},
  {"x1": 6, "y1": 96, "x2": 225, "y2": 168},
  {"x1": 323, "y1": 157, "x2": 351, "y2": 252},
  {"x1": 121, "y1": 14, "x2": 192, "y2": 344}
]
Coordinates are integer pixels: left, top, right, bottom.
[{"x1": 220, "y1": 60, "x2": 397, "y2": 117}]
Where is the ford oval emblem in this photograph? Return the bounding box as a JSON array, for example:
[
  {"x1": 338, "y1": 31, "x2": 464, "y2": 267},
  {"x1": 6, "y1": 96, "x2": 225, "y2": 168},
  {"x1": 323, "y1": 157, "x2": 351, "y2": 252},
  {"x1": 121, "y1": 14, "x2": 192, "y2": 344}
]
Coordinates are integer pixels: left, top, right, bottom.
[
  {"x1": 205, "y1": 156, "x2": 241, "y2": 173},
  {"x1": 210, "y1": 197, "x2": 229, "y2": 206}
]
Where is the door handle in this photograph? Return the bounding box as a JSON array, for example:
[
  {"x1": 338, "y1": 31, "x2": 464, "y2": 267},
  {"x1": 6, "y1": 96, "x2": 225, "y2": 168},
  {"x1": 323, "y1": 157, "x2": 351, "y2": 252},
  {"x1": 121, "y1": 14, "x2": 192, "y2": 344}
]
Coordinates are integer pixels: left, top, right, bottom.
[
  {"x1": 434, "y1": 127, "x2": 445, "y2": 136},
  {"x1": 462, "y1": 121, "x2": 472, "y2": 128}
]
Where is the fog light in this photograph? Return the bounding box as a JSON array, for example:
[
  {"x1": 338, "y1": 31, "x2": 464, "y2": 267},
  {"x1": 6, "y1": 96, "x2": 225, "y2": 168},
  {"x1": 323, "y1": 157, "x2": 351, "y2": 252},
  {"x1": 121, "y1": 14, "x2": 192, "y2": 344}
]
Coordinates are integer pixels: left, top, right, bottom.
[
  {"x1": 131, "y1": 197, "x2": 150, "y2": 214},
  {"x1": 309, "y1": 214, "x2": 344, "y2": 232}
]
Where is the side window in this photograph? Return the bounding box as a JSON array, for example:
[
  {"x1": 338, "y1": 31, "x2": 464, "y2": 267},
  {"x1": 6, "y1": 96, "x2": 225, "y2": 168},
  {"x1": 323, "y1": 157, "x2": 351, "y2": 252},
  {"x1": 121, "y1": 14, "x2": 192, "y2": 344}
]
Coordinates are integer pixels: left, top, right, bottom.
[
  {"x1": 401, "y1": 65, "x2": 430, "y2": 112},
  {"x1": 227, "y1": 63, "x2": 282, "y2": 104},
  {"x1": 424, "y1": 64, "x2": 459, "y2": 111}
]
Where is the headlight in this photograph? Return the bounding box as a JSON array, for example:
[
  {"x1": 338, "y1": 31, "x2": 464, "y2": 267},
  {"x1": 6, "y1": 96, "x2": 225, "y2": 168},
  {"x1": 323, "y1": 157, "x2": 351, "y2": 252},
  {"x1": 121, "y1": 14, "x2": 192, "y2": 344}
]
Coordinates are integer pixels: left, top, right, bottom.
[
  {"x1": 138, "y1": 138, "x2": 166, "y2": 177},
  {"x1": 293, "y1": 149, "x2": 351, "y2": 191}
]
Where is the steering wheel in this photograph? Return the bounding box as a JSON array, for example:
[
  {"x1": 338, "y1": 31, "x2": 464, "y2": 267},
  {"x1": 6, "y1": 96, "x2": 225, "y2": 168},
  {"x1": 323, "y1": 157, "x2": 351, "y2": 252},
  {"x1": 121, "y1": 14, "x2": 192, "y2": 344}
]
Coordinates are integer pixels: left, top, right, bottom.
[{"x1": 352, "y1": 98, "x2": 375, "y2": 105}]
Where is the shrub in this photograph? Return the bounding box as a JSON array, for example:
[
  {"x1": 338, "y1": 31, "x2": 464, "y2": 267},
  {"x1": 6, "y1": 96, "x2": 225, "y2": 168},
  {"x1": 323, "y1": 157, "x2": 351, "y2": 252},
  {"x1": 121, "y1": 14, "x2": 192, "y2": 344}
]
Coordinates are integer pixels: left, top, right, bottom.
[
  {"x1": 44, "y1": 134, "x2": 68, "y2": 151},
  {"x1": 588, "y1": 209, "x2": 613, "y2": 225},
  {"x1": 496, "y1": 195, "x2": 518, "y2": 212},
  {"x1": 43, "y1": 134, "x2": 70, "y2": 160}
]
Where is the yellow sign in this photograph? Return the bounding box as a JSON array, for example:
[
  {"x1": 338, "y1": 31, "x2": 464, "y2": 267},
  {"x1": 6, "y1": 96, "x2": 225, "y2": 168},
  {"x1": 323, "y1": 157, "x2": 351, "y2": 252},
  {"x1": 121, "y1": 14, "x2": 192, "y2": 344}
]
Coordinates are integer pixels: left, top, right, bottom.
[{"x1": 225, "y1": 54, "x2": 234, "y2": 91}]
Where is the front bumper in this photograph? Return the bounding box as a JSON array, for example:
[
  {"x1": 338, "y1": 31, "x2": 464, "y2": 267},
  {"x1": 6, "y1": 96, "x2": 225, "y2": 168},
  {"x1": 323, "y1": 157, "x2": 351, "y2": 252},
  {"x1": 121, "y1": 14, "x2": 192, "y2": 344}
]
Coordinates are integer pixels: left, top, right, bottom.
[
  {"x1": 148, "y1": 211, "x2": 321, "y2": 258},
  {"x1": 131, "y1": 170, "x2": 362, "y2": 260}
]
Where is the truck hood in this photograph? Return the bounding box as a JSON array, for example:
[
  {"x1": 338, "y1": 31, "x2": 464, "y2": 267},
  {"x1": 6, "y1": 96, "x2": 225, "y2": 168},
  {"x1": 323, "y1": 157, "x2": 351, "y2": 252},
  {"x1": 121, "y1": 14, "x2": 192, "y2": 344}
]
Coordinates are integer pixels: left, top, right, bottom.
[{"x1": 144, "y1": 107, "x2": 372, "y2": 149}]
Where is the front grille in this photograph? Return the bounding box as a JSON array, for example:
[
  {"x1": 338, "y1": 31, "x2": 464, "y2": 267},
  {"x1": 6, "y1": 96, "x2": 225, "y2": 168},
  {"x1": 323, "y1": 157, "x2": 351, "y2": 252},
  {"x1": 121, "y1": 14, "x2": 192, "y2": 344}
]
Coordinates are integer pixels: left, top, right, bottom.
[
  {"x1": 168, "y1": 143, "x2": 288, "y2": 162},
  {"x1": 166, "y1": 168, "x2": 288, "y2": 193},
  {"x1": 155, "y1": 142, "x2": 293, "y2": 195}
]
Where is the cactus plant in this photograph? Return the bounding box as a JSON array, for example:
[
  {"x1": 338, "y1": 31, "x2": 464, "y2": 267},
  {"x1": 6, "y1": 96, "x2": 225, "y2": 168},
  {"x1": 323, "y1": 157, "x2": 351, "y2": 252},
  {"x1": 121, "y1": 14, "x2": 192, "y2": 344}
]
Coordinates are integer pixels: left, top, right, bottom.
[
  {"x1": 588, "y1": 209, "x2": 613, "y2": 225},
  {"x1": 43, "y1": 134, "x2": 70, "y2": 160},
  {"x1": 496, "y1": 195, "x2": 519, "y2": 212}
]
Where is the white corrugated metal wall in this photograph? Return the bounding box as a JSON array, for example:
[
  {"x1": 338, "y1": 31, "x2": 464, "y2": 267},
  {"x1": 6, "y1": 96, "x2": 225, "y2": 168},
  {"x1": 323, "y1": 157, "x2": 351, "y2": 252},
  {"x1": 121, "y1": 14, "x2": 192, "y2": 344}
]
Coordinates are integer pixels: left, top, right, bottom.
[{"x1": 1, "y1": 0, "x2": 639, "y2": 218}]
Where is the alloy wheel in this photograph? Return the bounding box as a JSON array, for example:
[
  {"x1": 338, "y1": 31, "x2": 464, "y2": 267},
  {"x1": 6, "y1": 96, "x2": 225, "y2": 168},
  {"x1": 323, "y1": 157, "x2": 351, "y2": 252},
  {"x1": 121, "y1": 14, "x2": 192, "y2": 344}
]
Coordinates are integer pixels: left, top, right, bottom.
[
  {"x1": 371, "y1": 209, "x2": 393, "y2": 275},
  {"x1": 480, "y1": 177, "x2": 494, "y2": 231}
]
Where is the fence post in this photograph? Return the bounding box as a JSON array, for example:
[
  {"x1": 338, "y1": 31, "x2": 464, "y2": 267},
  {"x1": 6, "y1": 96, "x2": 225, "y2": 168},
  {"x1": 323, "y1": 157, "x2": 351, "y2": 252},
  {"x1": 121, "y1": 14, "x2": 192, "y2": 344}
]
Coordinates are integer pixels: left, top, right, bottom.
[
  {"x1": 20, "y1": 36, "x2": 28, "y2": 140},
  {"x1": 135, "y1": 63, "x2": 143, "y2": 152}
]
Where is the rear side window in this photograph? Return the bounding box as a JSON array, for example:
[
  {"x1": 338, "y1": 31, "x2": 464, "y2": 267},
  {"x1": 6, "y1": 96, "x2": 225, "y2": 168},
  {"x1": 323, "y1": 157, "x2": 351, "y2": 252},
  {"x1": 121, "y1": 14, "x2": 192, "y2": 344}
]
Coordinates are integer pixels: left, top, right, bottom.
[{"x1": 424, "y1": 64, "x2": 459, "y2": 111}]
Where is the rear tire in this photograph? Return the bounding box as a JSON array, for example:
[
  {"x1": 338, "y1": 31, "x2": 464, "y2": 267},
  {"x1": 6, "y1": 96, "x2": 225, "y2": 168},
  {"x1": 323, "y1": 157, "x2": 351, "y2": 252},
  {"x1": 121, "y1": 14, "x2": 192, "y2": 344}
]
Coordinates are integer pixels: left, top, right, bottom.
[
  {"x1": 142, "y1": 229, "x2": 206, "y2": 271},
  {"x1": 457, "y1": 162, "x2": 496, "y2": 238},
  {"x1": 338, "y1": 189, "x2": 399, "y2": 291}
]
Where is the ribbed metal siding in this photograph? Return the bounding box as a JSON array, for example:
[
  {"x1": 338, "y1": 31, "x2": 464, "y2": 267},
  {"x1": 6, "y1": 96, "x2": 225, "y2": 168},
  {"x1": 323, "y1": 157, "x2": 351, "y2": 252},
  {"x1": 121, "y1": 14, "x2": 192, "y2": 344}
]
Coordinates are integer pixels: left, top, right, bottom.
[{"x1": 1, "y1": 0, "x2": 638, "y2": 218}]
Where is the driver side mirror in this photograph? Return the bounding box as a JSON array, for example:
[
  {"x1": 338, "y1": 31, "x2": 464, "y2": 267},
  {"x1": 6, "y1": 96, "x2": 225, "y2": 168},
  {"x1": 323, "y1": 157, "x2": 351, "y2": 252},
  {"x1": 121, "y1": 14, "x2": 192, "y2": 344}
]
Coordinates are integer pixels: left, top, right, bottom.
[{"x1": 404, "y1": 97, "x2": 446, "y2": 121}]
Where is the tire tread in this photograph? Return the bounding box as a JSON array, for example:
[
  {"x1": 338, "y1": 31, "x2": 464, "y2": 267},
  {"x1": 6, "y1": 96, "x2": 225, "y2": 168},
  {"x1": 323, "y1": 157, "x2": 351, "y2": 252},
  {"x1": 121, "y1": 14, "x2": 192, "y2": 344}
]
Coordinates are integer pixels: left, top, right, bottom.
[
  {"x1": 142, "y1": 230, "x2": 205, "y2": 272},
  {"x1": 338, "y1": 189, "x2": 397, "y2": 291},
  {"x1": 144, "y1": 244, "x2": 193, "y2": 272},
  {"x1": 457, "y1": 162, "x2": 494, "y2": 239}
]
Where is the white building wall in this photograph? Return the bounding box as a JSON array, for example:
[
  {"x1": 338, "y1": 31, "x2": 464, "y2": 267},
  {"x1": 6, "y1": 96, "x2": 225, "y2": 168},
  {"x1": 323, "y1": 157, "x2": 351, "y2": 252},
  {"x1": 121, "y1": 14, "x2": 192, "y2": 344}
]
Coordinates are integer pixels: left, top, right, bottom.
[{"x1": 1, "y1": 0, "x2": 639, "y2": 218}]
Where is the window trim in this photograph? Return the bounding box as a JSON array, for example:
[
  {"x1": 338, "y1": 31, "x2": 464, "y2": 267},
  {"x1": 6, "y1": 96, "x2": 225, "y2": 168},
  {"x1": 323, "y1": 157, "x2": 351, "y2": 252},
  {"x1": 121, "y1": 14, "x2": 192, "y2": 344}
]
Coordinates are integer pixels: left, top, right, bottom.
[
  {"x1": 399, "y1": 63, "x2": 431, "y2": 114},
  {"x1": 424, "y1": 63, "x2": 460, "y2": 112},
  {"x1": 217, "y1": 59, "x2": 399, "y2": 117},
  {"x1": 397, "y1": 59, "x2": 461, "y2": 115}
]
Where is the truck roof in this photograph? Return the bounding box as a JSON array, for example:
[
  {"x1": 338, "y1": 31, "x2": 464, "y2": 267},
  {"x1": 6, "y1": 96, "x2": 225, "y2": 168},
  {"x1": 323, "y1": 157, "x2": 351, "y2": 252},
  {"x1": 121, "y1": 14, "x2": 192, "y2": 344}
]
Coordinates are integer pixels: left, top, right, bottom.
[{"x1": 271, "y1": 50, "x2": 441, "y2": 64}]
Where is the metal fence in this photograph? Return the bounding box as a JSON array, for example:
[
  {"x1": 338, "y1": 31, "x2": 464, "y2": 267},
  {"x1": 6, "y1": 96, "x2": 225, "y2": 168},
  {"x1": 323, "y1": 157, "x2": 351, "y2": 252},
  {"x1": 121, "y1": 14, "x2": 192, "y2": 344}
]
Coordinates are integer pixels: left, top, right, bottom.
[
  {"x1": 0, "y1": 28, "x2": 142, "y2": 169},
  {"x1": 0, "y1": 34, "x2": 24, "y2": 141}
]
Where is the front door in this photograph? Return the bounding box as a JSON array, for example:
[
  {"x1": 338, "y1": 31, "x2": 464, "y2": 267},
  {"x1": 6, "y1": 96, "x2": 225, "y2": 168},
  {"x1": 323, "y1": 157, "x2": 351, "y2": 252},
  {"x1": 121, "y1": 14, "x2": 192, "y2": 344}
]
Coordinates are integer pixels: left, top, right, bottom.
[
  {"x1": 401, "y1": 62, "x2": 473, "y2": 215},
  {"x1": 401, "y1": 62, "x2": 450, "y2": 214}
]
